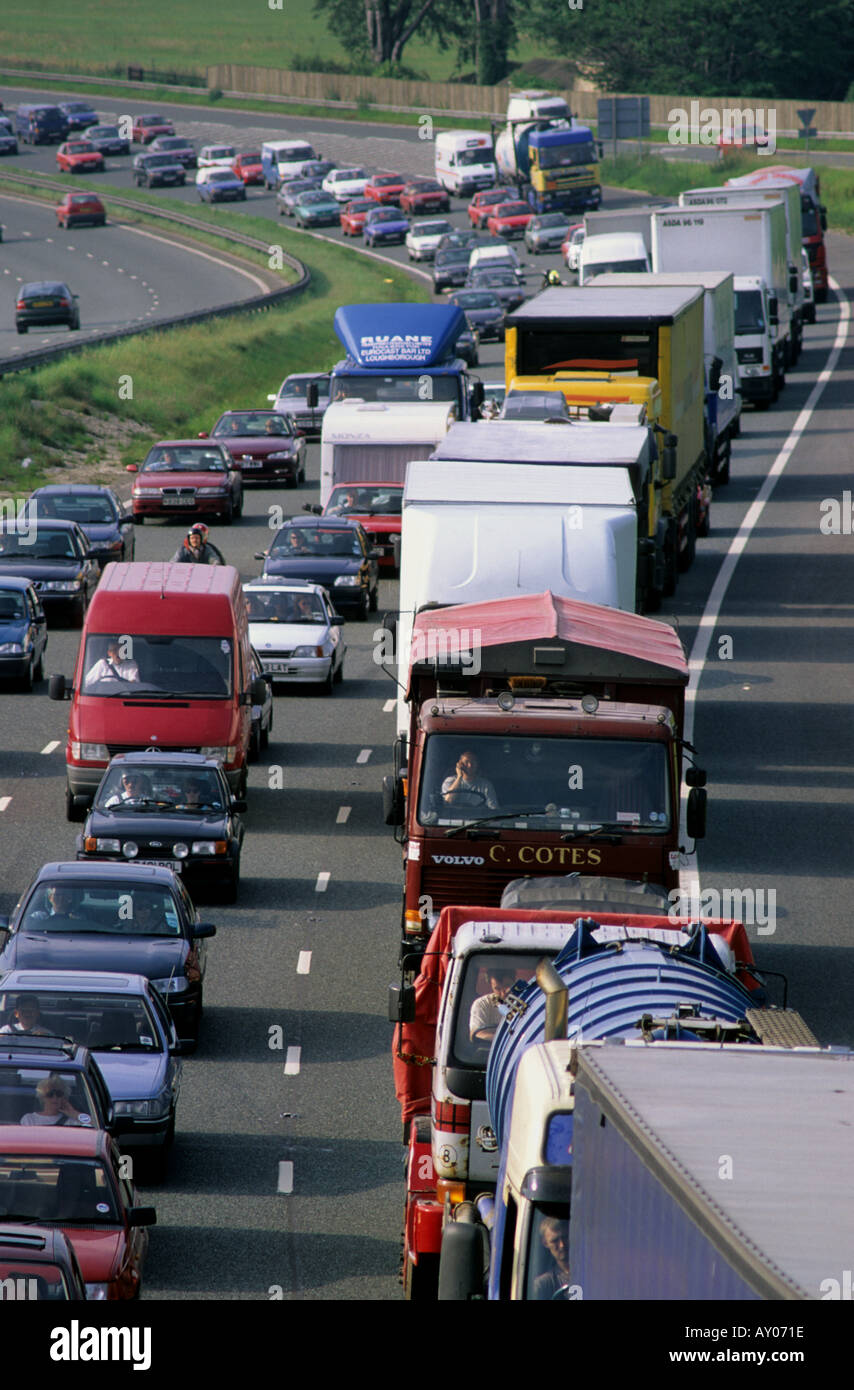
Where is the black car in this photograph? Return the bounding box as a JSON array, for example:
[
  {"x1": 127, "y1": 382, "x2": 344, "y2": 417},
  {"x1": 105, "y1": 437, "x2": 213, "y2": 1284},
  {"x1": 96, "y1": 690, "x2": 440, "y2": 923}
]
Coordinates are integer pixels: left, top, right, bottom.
[
  {"x1": 0, "y1": 519, "x2": 98, "y2": 625},
  {"x1": 0, "y1": 863, "x2": 216, "y2": 1050},
  {"x1": 148, "y1": 135, "x2": 197, "y2": 167},
  {"x1": 28, "y1": 485, "x2": 134, "y2": 568},
  {"x1": 465, "y1": 266, "x2": 527, "y2": 313},
  {"x1": 0, "y1": 1226, "x2": 87, "y2": 1301},
  {"x1": 433, "y1": 247, "x2": 472, "y2": 291},
  {"x1": 448, "y1": 289, "x2": 506, "y2": 343},
  {"x1": 86, "y1": 124, "x2": 131, "y2": 156},
  {"x1": 257, "y1": 517, "x2": 380, "y2": 619},
  {"x1": 15, "y1": 281, "x2": 79, "y2": 334},
  {"x1": 132, "y1": 152, "x2": 185, "y2": 188},
  {"x1": 0, "y1": 1034, "x2": 115, "y2": 1135},
  {"x1": 0, "y1": 577, "x2": 48, "y2": 689},
  {"x1": 77, "y1": 753, "x2": 245, "y2": 902}
]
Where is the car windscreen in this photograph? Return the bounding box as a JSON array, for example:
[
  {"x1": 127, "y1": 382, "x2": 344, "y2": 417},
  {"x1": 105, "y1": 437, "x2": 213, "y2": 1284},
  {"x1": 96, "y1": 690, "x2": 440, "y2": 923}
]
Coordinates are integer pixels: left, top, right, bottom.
[
  {"x1": 453, "y1": 293, "x2": 501, "y2": 310},
  {"x1": 0, "y1": 591, "x2": 27, "y2": 619},
  {"x1": 0, "y1": 531, "x2": 76, "y2": 560},
  {"x1": 413, "y1": 220, "x2": 451, "y2": 236},
  {"x1": 326, "y1": 486, "x2": 402, "y2": 516},
  {"x1": 0, "y1": 989, "x2": 162, "y2": 1053},
  {"x1": 214, "y1": 414, "x2": 291, "y2": 437},
  {"x1": 66, "y1": 144, "x2": 93, "y2": 154},
  {"x1": 20, "y1": 884, "x2": 182, "y2": 937},
  {"x1": 144, "y1": 155, "x2": 179, "y2": 167},
  {"x1": 417, "y1": 735, "x2": 671, "y2": 829},
  {"x1": 141, "y1": 448, "x2": 227, "y2": 471},
  {"x1": 246, "y1": 591, "x2": 326, "y2": 623},
  {"x1": 279, "y1": 377, "x2": 328, "y2": 398},
  {"x1": 82, "y1": 634, "x2": 234, "y2": 697},
  {"x1": 0, "y1": 1157, "x2": 120, "y2": 1224},
  {"x1": 271, "y1": 528, "x2": 362, "y2": 558},
  {"x1": 95, "y1": 764, "x2": 226, "y2": 812},
  {"x1": 0, "y1": 1066, "x2": 98, "y2": 1128},
  {"x1": 0, "y1": 1261, "x2": 74, "y2": 1299},
  {"x1": 369, "y1": 209, "x2": 402, "y2": 221},
  {"x1": 34, "y1": 497, "x2": 116, "y2": 524}
]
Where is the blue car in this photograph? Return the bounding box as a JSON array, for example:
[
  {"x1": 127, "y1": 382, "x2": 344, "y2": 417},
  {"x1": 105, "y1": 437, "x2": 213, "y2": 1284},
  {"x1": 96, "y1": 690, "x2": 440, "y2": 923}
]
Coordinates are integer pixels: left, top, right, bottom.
[
  {"x1": 58, "y1": 101, "x2": 99, "y2": 132},
  {"x1": 364, "y1": 206, "x2": 410, "y2": 247},
  {"x1": 86, "y1": 124, "x2": 131, "y2": 156},
  {"x1": 256, "y1": 517, "x2": 380, "y2": 620},
  {"x1": 0, "y1": 971, "x2": 182, "y2": 1179},
  {"x1": 198, "y1": 169, "x2": 246, "y2": 203},
  {"x1": 0, "y1": 577, "x2": 47, "y2": 689},
  {"x1": 28, "y1": 484, "x2": 134, "y2": 569}
]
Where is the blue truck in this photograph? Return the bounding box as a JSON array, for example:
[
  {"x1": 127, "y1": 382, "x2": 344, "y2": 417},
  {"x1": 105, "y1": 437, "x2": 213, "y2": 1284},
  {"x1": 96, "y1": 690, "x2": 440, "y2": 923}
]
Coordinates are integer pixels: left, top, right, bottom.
[
  {"x1": 329, "y1": 303, "x2": 479, "y2": 420},
  {"x1": 495, "y1": 123, "x2": 601, "y2": 215}
]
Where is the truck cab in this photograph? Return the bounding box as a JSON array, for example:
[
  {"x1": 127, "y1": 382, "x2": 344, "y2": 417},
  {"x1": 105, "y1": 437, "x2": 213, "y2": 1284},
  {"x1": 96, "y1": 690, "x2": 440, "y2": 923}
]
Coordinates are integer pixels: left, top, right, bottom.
[{"x1": 329, "y1": 303, "x2": 476, "y2": 421}]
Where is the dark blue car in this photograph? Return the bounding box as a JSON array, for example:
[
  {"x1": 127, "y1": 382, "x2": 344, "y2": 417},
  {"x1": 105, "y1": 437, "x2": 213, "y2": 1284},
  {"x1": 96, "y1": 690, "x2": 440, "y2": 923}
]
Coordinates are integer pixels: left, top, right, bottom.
[
  {"x1": 28, "y1": 485, "x2": 134, "y2": 569},
  {"x1": 0, "y1": 577, "x2": 47, "y2": 689},
  {"x1": 256, "y1": 517, "x2": 380, "y2": 620},
  {"x1": 58, "y1": 102, "x2": 99, "y2": 132},
  {"x1": 0, "y1": 518, "x2": 98, "y2": 626},
  {"x1": 86, "y1": 124, "x2": 131, "y2": 156},
  {"x1": 364, "y1": 206, "x2": 410, "y2": 247},
  {"x1": 198, "y1": 169, "x2": 246, "y2": 203}
]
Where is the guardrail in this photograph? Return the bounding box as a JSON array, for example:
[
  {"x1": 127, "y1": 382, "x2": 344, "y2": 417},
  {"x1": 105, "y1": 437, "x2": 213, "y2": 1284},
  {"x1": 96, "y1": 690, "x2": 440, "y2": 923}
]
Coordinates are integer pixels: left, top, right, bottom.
[{"x1": 0, "y1": 171, "x2": 309, "y2": 377}]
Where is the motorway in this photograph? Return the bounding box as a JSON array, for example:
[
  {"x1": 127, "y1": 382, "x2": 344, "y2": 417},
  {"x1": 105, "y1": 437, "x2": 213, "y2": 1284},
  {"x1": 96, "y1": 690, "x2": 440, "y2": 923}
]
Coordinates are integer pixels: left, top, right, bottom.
[{"x1": 0, "y1": 89, "x2": 853, "y2": 1300}]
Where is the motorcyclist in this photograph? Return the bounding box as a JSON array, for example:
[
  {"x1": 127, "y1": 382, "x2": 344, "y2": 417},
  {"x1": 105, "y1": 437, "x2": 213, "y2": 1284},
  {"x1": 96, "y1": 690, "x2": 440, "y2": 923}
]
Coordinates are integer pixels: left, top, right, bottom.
[
  {"x1": 542, "y1": 267, "x2": 564, "y2": 290},
  {"x1": 171, "y1": 522, "x2": 225, "y2": 565}
]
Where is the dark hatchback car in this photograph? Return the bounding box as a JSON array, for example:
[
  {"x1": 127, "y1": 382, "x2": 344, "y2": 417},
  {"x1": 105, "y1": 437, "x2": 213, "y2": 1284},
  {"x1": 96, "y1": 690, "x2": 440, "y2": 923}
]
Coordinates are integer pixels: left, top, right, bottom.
[
  {"x1": 448, "y1": 289, "x2": 506, "y2": 342},
  {"x1": 0, "y1": 863, "x2": 216, "y2": 1050},
  {"x1": 433, "y1": 246, "x2": 472, "y2": 291},
  {"x1": 0, "y1": 519, "x2": 98, "y2": 626},
  {"x1": 257, "y1": 517, "x2": 380, "y2": 619},
  {"x1": 28, "y1": 485, "x2": 134, "y2": 568},
  {"x1": 132, "y1": 152, "x2": 185, "y2": 188},
  {"x1": 0, "y1": 577, "x2": 48, "y2": 689},
  {"x1": 206, "y1": 411, "x2": 306, "y2": 486},
  {"x1": 15, "y1": 281, "x2": 79, "y2": 334},
  {"x1": 465, "y1": 266, "x2": 527, "y2": 313},
  {"x1": 58, "y1": 102, "x2": 99, "y2": 133},
  {"x1": 148, "y1": 135, "x2": 197, "y2": 167},
  {"x1": 77, "y1": 752, "x2": 245, "y2": 902},
  {"x1": 85, "y1": 124, "x2": 131, "y2": 156},
  {"x1": 0, "y1": 1225, "x2": 87, "y2": 1300}
]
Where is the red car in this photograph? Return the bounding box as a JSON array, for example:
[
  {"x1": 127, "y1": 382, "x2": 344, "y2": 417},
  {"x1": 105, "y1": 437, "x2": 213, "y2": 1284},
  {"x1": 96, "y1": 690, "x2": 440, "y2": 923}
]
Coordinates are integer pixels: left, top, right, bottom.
[
  {"x1": 127, "y1": 440, "x2": 244, "y2": 524},
  {"x1": 0, "y1": 1127, "x2": 155, "y2": 1300},
  {"x1": 56, "y1": 140, "x2": 104, "y2": 174},
  {"x1": 320, "y1": 482, "x2": 403, "y2": 571},
  {"x1": 56, "y1": 192, "x2": 106, "y2": 228},
  {"x1": 340, "y1": 198, "x2": 375, "y2": 236},
  {"x1": 468, "y1": 187, "x2": 514, "y2": 228},
  {"x1": 232, "y1": 151, "x2": 264, "y2": 185},
  {"x1": 132, "y1": 113, "x2": 175, "y2": 144},
  {"x1": 399, "y1": 178, "x2": 451, "y2": 216},
  {"x1": 364, "y1": 172, "x2": 408, "y2": 206},
  {"x1": 486, "y1": 200, "x2": 534, "y2": 239}
]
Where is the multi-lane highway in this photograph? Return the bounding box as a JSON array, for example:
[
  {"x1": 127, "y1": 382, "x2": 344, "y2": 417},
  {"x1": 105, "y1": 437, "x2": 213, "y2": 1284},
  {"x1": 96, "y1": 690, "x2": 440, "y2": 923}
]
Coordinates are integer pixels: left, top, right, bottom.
[{"x1": 0, "y1": 88, "x2": 852, "y2": 1300}]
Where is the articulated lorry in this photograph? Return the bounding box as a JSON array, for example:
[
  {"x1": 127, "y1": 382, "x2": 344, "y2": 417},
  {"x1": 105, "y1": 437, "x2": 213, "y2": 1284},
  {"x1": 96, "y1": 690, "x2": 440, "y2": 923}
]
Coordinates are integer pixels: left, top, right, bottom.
[
  {"x1": 428, "y1": 417, "x2": 676, "y2": 611},
  {"x1": 726, "y1": 165, "x2": 828, "y2": 302},
  {"x1": 651, "y1": 203, "x2": 790, "y2": 407},
  {"x1": 494, "y1": 91, "x2": 600, "y2": 215},
  {"x1": 319, "y1": 399, "x2": 456, "y2": 508},
  {"x1": 383, "y1": 588, "x2": 706, "y2": 949},
  {"x1": 329, "y1": 303, "x2": 480, "y2": 423},
  {"x1": 505, "y1": 286, "x2": 709, "y2": 580},
  {"x1": 592, "y1": 271, "x2": 741, "y2": 485}
]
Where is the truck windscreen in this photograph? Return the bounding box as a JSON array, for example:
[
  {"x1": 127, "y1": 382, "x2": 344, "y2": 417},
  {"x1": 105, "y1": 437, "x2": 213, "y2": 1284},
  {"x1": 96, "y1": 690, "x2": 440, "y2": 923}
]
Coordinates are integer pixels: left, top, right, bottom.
[
  {"x1": 734, "y1": 290, "x2": 765, "y2": 334},
  {"x1": 538, "y1": 141, "x2": 596, "y2": 169},
  {"x1": 516, "y1": 327, "x2": 658, "y2": 377},
  {"x1": 451, "y1": 950, "x2": 546, "y2": 1066},
  {"x1": 417, "y1": 734, "x2": 671, "y2": 830},
  {"x1": 331, "y1": 375, "x2": 461, "y2": 406}
]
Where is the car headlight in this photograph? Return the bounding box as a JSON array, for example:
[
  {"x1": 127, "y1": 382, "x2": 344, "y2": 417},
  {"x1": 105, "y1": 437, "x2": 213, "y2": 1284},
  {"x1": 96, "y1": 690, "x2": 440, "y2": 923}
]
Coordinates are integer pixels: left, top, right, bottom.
[
  {"x1": 114, "y1": 1093, "x2": 171, "y2": 1118},
  {"x1": 0, "y1": 642, "x2": 23, "y2": 654},
  {"x1": 133, "y1": 487, "x2": 161, "y2": 498},
  {"x1": 197, "y1": 486, "x2": 228, "y2": 496},
  {"x1": 200, "y1": 745, "x2": 237, "y2": 761},
  {"x1": 122, "y1": 841, "x2": 139, "y2": 859},
  {"x1": 191, "y1": 840, "x2": 227, "y2": 855},
  {"x1": 40, "y1": 580, "x2": 81, "y2": 591},
  {"x1": 85, "y1": 1283, "x2": 109, "y2": 1300},
  {"x1": 172, "y1": 842, "x2": 190, "y2": 859},
  {"x1": 335, "y1": 575, "x2": 360, "y2": 586},
  {"x1": 152, "y1": 975, "x2": 189, "y2": 994},
  {"x1": 292, "y1": 645, "x2": 323, "y2": 658},
  {"x1": 71, "y1": 742, "x2": 109, "y2": 761},
  {"x1": 88, "y1": 837, "x2": 120, "y2": 852},
  {"x1": 264, "y1": 451, "x2": 292, "y2": 461}
]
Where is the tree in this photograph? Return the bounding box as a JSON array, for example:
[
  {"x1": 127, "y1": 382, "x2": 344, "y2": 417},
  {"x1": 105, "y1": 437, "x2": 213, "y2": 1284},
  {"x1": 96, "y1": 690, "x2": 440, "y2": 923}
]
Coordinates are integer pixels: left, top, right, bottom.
[{"x1": 314, "y1": 0, "x2": 460, "y2": 67}]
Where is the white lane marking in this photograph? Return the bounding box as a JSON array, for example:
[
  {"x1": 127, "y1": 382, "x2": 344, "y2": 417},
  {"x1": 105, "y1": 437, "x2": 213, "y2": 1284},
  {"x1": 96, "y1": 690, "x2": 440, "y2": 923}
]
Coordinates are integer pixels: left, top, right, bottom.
[
  {"x1": 40, "y1": 740, "x2": 60, "y2": 755},
  {"x1": 284, "y1": 1046, "x2": 301, "y2": 1076},
  {"x1": 0, "y1": 797, "x2": 11, "y2": 812},
  {"x1": 122, "y1": 224, "x2": 272, "y2": 294},
  {"x1": 277, "y1": 1160, "x2": 294, "y2": 1193},
  {"x1": 356, "y1": 748, "x2": 371, "y2": 764},
  {"x1": 336, "y1": 805, "x2": 351, "y2": 824},
  {"x1": 679, "y1": 281, "x2": 851, "y2": 897},
  {"x1": 315, "y1": 871, "x2": 330, "y2": 892},
  {"x1": 383, "y1": 698, "x2": 396, "y2": 712},
  {"x1": 297, "y1": 950, "x2": 312, "y2": 974}
]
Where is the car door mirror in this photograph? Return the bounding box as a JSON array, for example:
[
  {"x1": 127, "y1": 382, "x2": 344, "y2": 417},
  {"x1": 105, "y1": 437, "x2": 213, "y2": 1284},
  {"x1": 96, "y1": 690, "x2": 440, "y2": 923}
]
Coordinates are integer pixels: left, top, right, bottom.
[
  {"x1": 330, "y1": 614, "x2": 345, "y2": 626},
  {"x1": 193, "y1": 923, "x2": 217, "y2": 938},
  {"x1": 128, "y1": 1206, "x2": 157, "y2": 1227},
  {"x1": 230, "y1": 797, "x2": 248, "y2": 812}
]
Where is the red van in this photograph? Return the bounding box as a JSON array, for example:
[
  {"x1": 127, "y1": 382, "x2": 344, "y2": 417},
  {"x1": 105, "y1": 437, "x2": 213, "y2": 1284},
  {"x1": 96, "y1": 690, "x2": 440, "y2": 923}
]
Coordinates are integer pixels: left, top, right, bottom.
[{"x1": 49, "y1": 563, "x2": 266, "y2": 819}]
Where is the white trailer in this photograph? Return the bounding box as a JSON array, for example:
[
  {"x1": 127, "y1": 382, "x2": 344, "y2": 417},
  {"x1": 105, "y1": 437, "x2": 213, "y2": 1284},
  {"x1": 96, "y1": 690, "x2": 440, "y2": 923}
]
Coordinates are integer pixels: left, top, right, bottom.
[{"x1": 319, "y1": 400, "x2": 456, "y2": 508}]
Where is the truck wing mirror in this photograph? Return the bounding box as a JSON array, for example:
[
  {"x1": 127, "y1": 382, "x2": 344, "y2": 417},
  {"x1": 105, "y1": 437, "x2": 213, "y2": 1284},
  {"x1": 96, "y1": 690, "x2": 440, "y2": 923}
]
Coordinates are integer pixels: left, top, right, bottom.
[
  {"x1": 470, "y1": 380, "x2": 485, "y2": 414},
  {"x1": 437, "y1": 1222, "x2": 485, "y2": 1301},
  {"x1": 383, "y1": 773, "x2": 405, "y2": 827},
  {"x1": 685, "y1": 766, "x2": 707, "y2": 788},
  {"x1": 708, "y1": 356, "x2": 722, "y2": 394},
  {"x1": 767, "y1": 294, "x2": 778, "y2": 324},
  {"x1": 306, "y1": 382, "x2": 319, "y2": 408},
  {"x1": 388, "y1": 981, "x2": 416, "y2": 1023},
  {"x1": 661, "y1": 439, "x2": 677, "y2": 482},
  {"x1": 788, "y1": 268, "x2": 799, "y2": 295},
  {"x1": 686, "y1": 786, "x2": 707, "y2": 841},
  {"x1": 48, "y1": 673, "x2": 68, "y2": 701}
]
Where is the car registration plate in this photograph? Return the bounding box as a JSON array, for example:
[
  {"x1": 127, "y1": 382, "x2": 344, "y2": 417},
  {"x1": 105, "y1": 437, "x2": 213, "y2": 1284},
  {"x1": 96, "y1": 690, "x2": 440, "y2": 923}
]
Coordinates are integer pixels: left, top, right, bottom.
[
  {"x1": 241, "y1": 460, "x2": 263, "y2": 468},
  {"x1": 147, "y1": 859, "x2": 182, "y2": 871},
  {"x1": 265, "y1": 662, "x2": 293, "y2": 673},
  {"x1": 163, "y1": 496, "x2": 194, "y2": 506},
  {"x1": 32, "y1": 299, "x2": 54, "y2": 307}
]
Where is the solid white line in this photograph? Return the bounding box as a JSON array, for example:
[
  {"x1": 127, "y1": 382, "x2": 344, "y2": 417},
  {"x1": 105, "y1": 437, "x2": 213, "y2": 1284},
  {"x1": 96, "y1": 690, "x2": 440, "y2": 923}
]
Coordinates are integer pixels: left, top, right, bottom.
[
  {"x1": 315, "y1": 871, "x2": 330, "y2": 892},
  {"x1": 284, "y1": 1046, "x2": 301, "y2": 1076},
  {"x1": 297, "y1": 950, "x2": 312, "y2": 974},
  {"x1": 679, "y1": 282, "x2": 850, "y2": 895},
  {"x1": 356, "y1": 748, "x2": 371, "y2": 764},
  {"x1": 336, "y1": 806, "x2": 351, "y2": 824},
  {"x1": 277, "y1": 1160, "x2": 294, "y2": 1193},
  {"x1": 0, "y1": 797, "x2": 11, "y2": 812},
  {"x1": 383, "y1": 698, "x2": 396, "y2": 713},
  {"x1": 40, "y1": 740, "x2": 60, "y2": 755}
]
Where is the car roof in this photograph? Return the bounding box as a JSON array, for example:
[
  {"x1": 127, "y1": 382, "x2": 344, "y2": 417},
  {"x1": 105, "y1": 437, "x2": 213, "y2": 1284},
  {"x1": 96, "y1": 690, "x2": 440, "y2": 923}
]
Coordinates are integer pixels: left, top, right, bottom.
[
  {"x1": 0, "y1": 1035, "x2": 89, "y2": 1067},
  {"x1": 244, "y1": 578, "x2": 323, "y2": 594},
  {"x1": 1, "y1": 970, "x2": 151, "y2": 997},
  {"x1": 147, "y1": 439, "x2": 229, "y2": 449},
  {"x1": 328, "y1": 480, "x2": 403, "y2": 489},
  {"x1": 31, "y1": 484, "x2": 114, "y2": 497},
  {"x1": 0, "y1": 1125, "x2": 105, "y2": 1158},
  {"x1": 278, "y1": 516, "x2": 361, "y2": 531},
  {"x1": 0, "y1": 517, "x2": 79, "y2": 532},
  {"x1": 0, "y1": 1226, "x2": 75, "y2": 1263},
  {"x1": 32, "y1": 861, "x2": 181, "y2": 887},
  {"x1": 0, "y1": 577, "x2": 37, "y2": 592},
  {"x1": 102, "y1": 751, "x2": 224, "y2": 772}
]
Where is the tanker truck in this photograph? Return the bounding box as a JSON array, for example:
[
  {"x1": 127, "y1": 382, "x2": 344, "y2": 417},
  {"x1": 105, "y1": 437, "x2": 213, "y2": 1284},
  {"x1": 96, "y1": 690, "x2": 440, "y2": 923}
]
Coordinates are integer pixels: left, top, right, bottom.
[{"x1": 494, "y1": 91, "x2": 600, "y2": 215}]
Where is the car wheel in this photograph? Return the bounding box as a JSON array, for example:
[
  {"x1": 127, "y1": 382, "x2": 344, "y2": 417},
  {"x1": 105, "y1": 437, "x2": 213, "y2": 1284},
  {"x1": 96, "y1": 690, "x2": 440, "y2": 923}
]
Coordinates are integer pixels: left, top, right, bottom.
[
  {"x1": 221, "y1": 502, "x2": 234, "y2": 525},
  {"x1": 33, "y1": 648, "x2": 44, "y2": 682},
  {"x1": 357, "y1": 589, "x2": 370, "y2": 621},
  {"x1": 69, "y1": 316, "x2": 80, "y2": 331},
  {"x1": 71, "y1": 593, "x2": 86, "y2": 626},
  {"x1": 65, "y1": 784, "x2": 85, "y2": 823},
  {"x1": 320, "y1": 666, "x2": 334, "y2": 696},
  {"x1": 222, "y1": 855, "x2": 240, "y2": 904},
  {"x1": 248, "y1": 723, "x2": 259, "y2": 762},
  {"x1": 333, "y1": 654, "x2": 344, "y2": 685},
  {"x1": 16, "y1": 325, "x2": 26, "y2": 334},
  {"x1": 19, "y1": 655, "x2": 34, "y2": 692},
  {"x1": 260, "y1": 708, "x2": 271, "y2": 749},
  {"x1": 235, "y1": 493, "x2": 243, "y2": 519},
  {"x1": 369, "y1": 583, "x2": 379, "y2": 613}
]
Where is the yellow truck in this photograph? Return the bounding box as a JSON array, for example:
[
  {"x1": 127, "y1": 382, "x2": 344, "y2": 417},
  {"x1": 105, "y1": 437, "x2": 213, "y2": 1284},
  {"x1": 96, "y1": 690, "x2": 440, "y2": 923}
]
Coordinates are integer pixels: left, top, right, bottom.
[{"x1": 505, "y1": 286, "x2": 709, "y2": 589}]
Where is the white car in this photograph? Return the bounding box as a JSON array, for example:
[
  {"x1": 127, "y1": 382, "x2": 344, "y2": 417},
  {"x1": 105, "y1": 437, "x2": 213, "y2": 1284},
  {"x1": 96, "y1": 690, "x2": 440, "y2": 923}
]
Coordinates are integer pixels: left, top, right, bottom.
[
  {"x1": 405, "y1": 218, "x2": 454, "y2": 263},
  {"x1": 322, "y1": 168, "x2": 369, "y2": 203},
  {"x1": 244, "y1": 580, "x2": 346, "y2": 693},
  {"x1": 565, "y1": 226, "x2": 586, "y2": 273},
  {"x1": 467, "y1": 243, "x2": 522, "y2": 277},
  {"x1": 197, "y1": 144, "x2": 237, "y2": 172}
]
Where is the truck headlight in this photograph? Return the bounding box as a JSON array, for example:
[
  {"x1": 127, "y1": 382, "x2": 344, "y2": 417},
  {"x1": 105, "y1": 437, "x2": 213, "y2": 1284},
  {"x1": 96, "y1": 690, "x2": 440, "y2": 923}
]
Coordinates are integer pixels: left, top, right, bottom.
[
  {"x1": 122, "y1": 841, "x2": 139, "y2": 858},
  {"x1": 91, "y1": 837, "x2": 121, "y2": 852},
  {"x1": 172, "y1": 842, "x2": 189, "y2": 859},
  {"x1": 40, "y1": 580, "x2": 80, "y2": 592},
  {"x1": 191, "y1": 840, "x2": 227, "y2": 855}
]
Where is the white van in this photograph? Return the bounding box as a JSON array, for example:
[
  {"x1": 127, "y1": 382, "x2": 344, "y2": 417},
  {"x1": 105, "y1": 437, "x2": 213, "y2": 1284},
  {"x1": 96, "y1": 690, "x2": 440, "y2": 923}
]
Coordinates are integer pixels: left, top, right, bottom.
[
  {"x1": 261, "y1": 139, "x2": 319, "y2": 190},
  {"x1": 434, "y1": 131, "x2": 496, "y2": 198},
  {"x1": 579, "y1": 232, "x2": 650, "y2": 285}
]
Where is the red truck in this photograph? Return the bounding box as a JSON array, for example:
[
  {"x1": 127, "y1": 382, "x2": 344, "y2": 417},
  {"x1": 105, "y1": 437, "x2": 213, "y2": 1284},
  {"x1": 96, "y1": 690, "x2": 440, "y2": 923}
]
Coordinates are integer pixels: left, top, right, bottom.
[
  {"x1": 727, "y1": 165, "x2": 829, "y2": 303},
  {"x1": 383, "y1": 590, "x2": 706, "y2": 956}
]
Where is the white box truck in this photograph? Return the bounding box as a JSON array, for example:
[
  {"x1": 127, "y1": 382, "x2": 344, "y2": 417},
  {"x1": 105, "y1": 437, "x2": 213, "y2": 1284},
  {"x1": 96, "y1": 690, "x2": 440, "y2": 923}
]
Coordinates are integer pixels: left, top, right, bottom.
[
  {"x1": 434, "y1": 130, "x2": 496, "y2": 197},
  {"x1": 578, "y1": 231, "x2": 650, "y2": 285},
  {"x1": 651, "y1": 203, "x2": 789, "y2": 407},
  {"x1": 320, "y1": 399, "x2": 456, "y2": 508},
  {"x1": 583, "y1": 203, "x2": 676, "y2": 255},
  {"x1": 592, "y1": 270, "x2": 741, "y2": 483},
  {"x1": 394, "y1": 458, "x2": 639, "y2": 734}
]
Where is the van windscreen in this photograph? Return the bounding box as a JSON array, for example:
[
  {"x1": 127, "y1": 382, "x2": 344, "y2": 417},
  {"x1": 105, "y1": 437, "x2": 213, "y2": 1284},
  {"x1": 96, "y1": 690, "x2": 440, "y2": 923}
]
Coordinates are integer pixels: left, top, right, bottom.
[{"x1": 82, "y1": 635, "x2": 234, "y2": 698}]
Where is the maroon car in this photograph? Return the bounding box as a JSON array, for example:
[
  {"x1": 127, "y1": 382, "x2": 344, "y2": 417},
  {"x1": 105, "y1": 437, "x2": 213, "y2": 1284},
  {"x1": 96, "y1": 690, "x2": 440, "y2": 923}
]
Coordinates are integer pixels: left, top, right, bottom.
[
  {"x1": 399, "y1": 178, "x2": 451, "y2": 216},
  {"x1": 127, "y1": 440, "x2": 243, "y2": 523},
  {"x1": 364, "y1": 172, "x2": 408, "y2": 206},
  {"x1": 486, "y1": 200, "x2": 534, "y2": 239},
  {"x1": 132, "y1": 113, "x2": 175, "y2": 144},
  {"x1": 468, "y1": 187, "x2": 514, "y2": 228},
  {"x1": 320, "y1": 482, "x2": 402, "y2": 571},
  {"x1": 205, "y1": 410, "x2": 306, "y2": 487}
]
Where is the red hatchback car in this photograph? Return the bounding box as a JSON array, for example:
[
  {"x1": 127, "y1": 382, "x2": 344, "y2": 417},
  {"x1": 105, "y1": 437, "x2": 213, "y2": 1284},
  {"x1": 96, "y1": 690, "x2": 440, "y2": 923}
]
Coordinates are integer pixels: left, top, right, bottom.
[
  {"x1": 0, "y1": 1127, "x2": 155, "y2": 1300},
  {"x1": 340, "y1": 198, "x2": 375, "y2": 236},
  {"x1": 132, "y1": 114, "x2": 175, "y2": 144},
  {"x1": 232, "y1": 151, "x2": 264, "y2": 185},
  {"x1": 320, "y1": 482, "x2": 403, "y2": 571},
  {"x1": 399, "y1": 178, "x2": 451, "y2": 216},
  {"x1": 56, "y1": 141, "x2": 104, "y2": 174},
  {"x1": 56, "y1": 193, "x2": 106, "y2": 229},
  {"x1": 364, "y1": 173, "x2": 408, "y2": 206},
  {"x1": 127, "y1": 440, "x2": 243, "y2": 524},
  {"x1": 486, "y1": 200, "x2": 534, "y2": 239},
  {"x1": 468, "y1": 187, "x2": 514, "y2": 228}
]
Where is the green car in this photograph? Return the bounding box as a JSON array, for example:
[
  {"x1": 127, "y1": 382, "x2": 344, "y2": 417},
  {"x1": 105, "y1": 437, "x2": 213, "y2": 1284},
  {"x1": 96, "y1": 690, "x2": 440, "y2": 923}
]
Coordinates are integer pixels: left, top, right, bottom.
[{"x1": 293, "y1": 190, "x2": 341, "y2": 228}]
